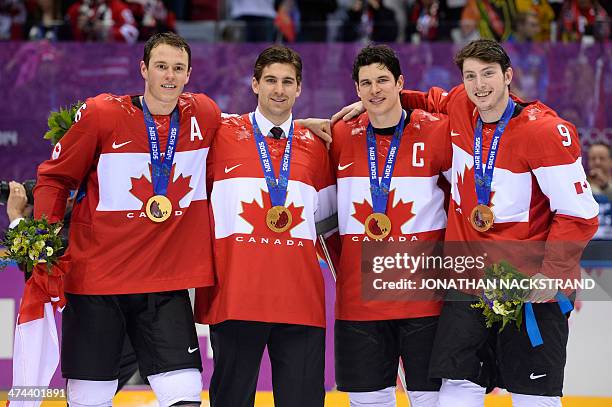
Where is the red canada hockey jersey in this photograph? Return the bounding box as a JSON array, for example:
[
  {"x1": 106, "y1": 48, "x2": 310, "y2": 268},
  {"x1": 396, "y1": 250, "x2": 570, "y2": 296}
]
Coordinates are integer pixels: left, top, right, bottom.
[
  {"x1": 331, "y1": 110, "x2": 452, "y2": 321},
  {"x1": 34, "y1": 93, "x2": 221, "y2": 294},
  {"x1": 400, "y1": 86, "x2": 599, "y2": 280},
  {"x1": 194, "y1": 113, "x2": 336, "y2": 328}
]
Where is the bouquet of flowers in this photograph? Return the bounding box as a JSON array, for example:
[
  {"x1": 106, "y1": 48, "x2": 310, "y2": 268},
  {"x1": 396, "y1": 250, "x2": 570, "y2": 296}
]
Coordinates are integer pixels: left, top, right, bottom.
[
  {"x1": 471, "y1": 261, "x2": 530, "y2": 331},
  {"x1": 0, "y1": 101, "x2": 76, "y2": 274},
  {"x1": 1, "y1": 216, "x2": 63, "y2": 273}
]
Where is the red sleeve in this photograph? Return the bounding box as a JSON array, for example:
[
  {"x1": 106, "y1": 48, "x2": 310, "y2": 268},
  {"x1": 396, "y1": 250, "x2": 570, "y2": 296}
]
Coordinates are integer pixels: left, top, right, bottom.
[
  {"x1": 196, "y1": 93, "x2": 222, "y2": 140},
  {"x1": 315, "y1": 141, "x2": 340, "y2": 277},
  {"x1": 313, "y1": 142, "x2": 337, "y2": 229},
  {"x1": 526, "y1": 115, "x2": 599, "y2": 282},
  {"x1": 200, "y1": 94, "x2": 222, "y2": 196},
  {"x1": 330, "y1": 119, "x2": 348, "y2": 169},
  {"x1": 321, "y1": 122, "x2": 344, "y2": 272},
  {"x1": 433, "y1": 114, "x2": 452, "y2": 175},
  {"x1": 429, "y1": 115, "x2": 453, "y2": 212},
  {"x1": 400, "y1": 85, "x2": 464, "y2": 114},
  {"x1": 205, "y1": 130, "x2": 216, "y2": 199},
  {"x1": 314, "y1": 139, "x2": 335, "y2": 192},
  {"x1": 208, "y1": 97, "x2": 222, "y2": 133},
  {"x1": 34, "y1": 98, "x2": 101, "y2": 223}
]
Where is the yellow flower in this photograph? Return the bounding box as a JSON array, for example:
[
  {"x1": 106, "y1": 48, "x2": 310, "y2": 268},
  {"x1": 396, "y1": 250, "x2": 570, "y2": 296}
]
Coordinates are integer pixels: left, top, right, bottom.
[
  {"x1": 492, "y1": 300, "x2": 512, "y2": 316},
  {"x1": 45, "y1": 247, "x2": 54, "y2": 257},
  {"x1": 35, "y1": 240, "x2": 45, "y2": 250}
]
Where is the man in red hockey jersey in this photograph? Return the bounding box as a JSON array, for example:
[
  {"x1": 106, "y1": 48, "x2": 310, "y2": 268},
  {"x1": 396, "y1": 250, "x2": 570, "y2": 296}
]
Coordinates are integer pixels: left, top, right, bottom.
[
  {"x1": 334, "y1": 39, "x2": 599, "y2": 407},
  {"x1": 399, "y1": 40, "x2": 598, "y2": 407},
  {"x1": 330, "y1": 45, "x2": 452, "y2": 407},
  {"x1": 33, "y1": 32, "x2": 220, "y2": 406},
  {"x1": 194, "y1": 45, "x2": 336, "y2": 407}
]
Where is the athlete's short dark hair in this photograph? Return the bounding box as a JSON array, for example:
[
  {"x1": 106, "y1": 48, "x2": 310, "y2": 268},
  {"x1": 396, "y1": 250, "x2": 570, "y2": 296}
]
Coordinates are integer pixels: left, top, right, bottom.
[
  {"x1": 253, "y1": 45, "x2": 303, "y2": 84},
  {"x1": 352, "y1": 45, "x2": 402, "y2": 83},
  {"x1": 143, "y1": 32, "x2": 192, "y2": 69},
  {"x1": 454, "y1": 39, "x2": 512, "y2": 73}
]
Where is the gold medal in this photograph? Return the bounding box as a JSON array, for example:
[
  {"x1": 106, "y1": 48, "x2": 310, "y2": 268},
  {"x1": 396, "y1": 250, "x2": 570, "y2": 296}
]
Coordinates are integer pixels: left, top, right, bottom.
[
  {"x1": 364, "y1": 213, "x2": 392, "y2": 240},
  {"x1": 469, "y1": 204, "x2": 494, "y2": 232},
  {"x1": 266, "y1": 205, "x2": 292, "y2": 233},
  {"x1": 145, "y1": 195, "x2": 172, "y2": 223}
]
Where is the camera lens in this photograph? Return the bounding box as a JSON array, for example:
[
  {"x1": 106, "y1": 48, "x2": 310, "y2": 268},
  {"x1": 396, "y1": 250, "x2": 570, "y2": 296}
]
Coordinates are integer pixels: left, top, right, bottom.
[
  {"x1": 0, "y1": 181, "x2": 9, "y2": 205},
  {"x1": 0, "y1": 180, "x2": 36, "y2": 205}
]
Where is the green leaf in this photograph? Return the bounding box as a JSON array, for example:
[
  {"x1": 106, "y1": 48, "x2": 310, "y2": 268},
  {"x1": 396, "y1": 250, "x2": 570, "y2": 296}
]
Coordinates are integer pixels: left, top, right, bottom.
[
  {"x1": 47, "y1": 113, "x2": 58, "y2": 129},
  {"x1": 500, "y1": 317, "x2": 509, "y2": 332},
  {"x1": 515, "y1": 304, "x2": 524, "y2": 328},
  {"x1": 42, "y1": 102, "x2": 82, "y2": 145},
  {"x1": 55, "y1": 113, "x2": 68, "y2": 130},
  {"x1": 60, "y1": 108, "x2": 73, "y2": 128},
  {"x1": 44, "y1": 128, "x2": 62, "y2": 145}
]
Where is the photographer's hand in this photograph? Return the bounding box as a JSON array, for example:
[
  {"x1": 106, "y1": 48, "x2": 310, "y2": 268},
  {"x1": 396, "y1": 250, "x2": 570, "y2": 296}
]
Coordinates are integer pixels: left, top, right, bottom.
[{"x1": 7, "y1": 181, "x2": 32, "y2": 225}]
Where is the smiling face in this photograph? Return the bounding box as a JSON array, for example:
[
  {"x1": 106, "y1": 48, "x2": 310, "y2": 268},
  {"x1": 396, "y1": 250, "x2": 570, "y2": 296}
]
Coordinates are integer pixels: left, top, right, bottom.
[
  {"x1": 589, "y1": 144, "x2": 611, "y2": 174},
  {"x1": 356, "y1": 63, "x2": 404, "y2": 124},
  {"x1": 462, "y1": 57, "x2": 513, "y2": 121},
  {"x1": 252, "y1": 62, "x2": 301, "y2": 125},
  {"x1": 140, "y1": 43, "x2": 191, "y2": 114}
]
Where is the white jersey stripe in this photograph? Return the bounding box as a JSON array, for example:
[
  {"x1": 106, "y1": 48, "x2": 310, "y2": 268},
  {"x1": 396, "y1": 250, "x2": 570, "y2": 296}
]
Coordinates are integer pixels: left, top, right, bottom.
[
  {"x1": 532, "y1": 157, "x2": 599, "y2": 219},
  {"x1": 337, "y1": 175, "x2": 447, "y2": 235},
  {"x1": 96, "y1": 148, "x2": 209, "y2": 211},
  {"x1": 211, "y1": 178, "x2": 321, "y2": 241}
]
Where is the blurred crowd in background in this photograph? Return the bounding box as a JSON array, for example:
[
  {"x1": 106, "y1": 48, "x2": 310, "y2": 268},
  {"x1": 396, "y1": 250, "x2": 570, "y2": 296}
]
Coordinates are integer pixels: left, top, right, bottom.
[{"x1": 0, "y1": 0, "x2": 609, "y2": 44}]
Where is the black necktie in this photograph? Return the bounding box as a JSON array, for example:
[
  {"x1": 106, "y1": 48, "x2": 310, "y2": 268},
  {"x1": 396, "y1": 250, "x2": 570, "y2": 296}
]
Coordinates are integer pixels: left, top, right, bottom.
[{"x1": 270, "y1": 126, "x2": 283, "y2": 139}]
